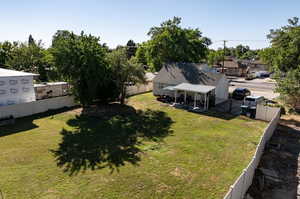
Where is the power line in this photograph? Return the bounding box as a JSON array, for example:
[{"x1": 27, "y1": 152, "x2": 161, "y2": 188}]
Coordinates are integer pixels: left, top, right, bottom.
[{"x1": 213, "y1": 39, "x2": 267, "y2": 43}]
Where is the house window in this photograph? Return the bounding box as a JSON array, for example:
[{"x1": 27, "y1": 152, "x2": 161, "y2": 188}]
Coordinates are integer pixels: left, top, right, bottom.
[
  {"x1": 10, "y1": 88, "x2": 18, "y2": 94},
  {"x1": 7, "y1": 100, "x2": 16, "y2": 105},
  {"x1": 21, "y1": 79, "x2": 29, "y2": 84},
  {"x1": 0, "y1": 90, "x2": 6, "y2": 95},
  {"x1": 9, "y1": 80, "x2": 18, "y2": 85},
  {"x1": 23, "y1": 87, "x2": 30, "y2": 92},
  {"x1": 158, "y1": 83, "x2": 166, "y2": 89},
  {"x1": 0, "y1": 81, "x2": 5, "y2": 86}
]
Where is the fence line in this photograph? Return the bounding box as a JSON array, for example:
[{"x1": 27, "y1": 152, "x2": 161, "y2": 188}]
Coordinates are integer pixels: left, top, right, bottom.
[
  {"x1": 223, "y1": 108, "x2": 281, "y2": 199},
  {"x1": 126, "y1": 82, "x2": 153, "y2": 96},
  {"x1": 0, "y1": 96, "x2": 76, "y2": 119}
]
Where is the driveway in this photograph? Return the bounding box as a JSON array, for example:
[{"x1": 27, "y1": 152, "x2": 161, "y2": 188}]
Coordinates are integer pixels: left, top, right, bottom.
[{"x1": 229, "y1": 77, "x2": 279, "y2": 99}]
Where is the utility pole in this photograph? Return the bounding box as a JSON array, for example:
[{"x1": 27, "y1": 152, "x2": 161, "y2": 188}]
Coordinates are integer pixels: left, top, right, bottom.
[{"x1": 222, "y1": 40, "x2": 227, "y2": 73}]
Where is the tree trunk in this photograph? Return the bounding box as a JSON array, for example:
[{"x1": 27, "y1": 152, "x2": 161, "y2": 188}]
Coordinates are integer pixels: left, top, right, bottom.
[{"x1": 120, "y1": 84, "x2": 126, "y2": 104}]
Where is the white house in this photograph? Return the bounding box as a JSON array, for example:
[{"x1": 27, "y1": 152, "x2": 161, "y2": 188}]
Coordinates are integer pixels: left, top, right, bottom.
[
  {"x1": 0, "y1": 68, "x2": 38, "y2": 106},
  {"x1": 153, "y1": 63, "x2": 229, "y2": 105}
]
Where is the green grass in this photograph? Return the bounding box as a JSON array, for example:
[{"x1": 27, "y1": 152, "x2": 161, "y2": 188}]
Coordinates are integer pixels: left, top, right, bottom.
[{"x1": 0, "y1": 93, "x2": 267, "y2": 199}]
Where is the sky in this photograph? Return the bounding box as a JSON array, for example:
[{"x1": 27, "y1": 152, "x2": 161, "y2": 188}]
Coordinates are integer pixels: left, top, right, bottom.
[{"x1": 1, "y1": 0, "x2": 299, "y2": 49}]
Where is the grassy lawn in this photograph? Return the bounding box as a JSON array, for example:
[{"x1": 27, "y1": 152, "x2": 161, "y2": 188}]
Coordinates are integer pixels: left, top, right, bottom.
[{"x1": 0, "y1": 93, "x2": 267, "y2": 199}]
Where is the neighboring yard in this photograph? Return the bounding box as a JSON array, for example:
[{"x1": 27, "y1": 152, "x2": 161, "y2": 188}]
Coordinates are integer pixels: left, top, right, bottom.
[{"x1": 0, "y1": 93, "x2": 267, "y2": 199}]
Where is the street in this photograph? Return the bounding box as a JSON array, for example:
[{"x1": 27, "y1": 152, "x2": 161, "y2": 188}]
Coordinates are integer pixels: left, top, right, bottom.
[{"x1": 229, "y1": 77, "x2": 279, "y2": 99}]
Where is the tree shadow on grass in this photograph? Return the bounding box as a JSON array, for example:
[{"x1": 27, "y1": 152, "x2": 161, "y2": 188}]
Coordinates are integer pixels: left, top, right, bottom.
[
  {"x1": 0, "y1": 107, "x2": 79, "y2": 138},
  {"x1": 50, "y1": 104, "x2": 174, "y2": 175}
]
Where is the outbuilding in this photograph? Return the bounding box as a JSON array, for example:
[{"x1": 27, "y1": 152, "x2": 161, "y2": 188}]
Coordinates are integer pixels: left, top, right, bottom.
[
  {"x1": 153, "y1": 63, "x2": 229, "y2": 105},
  {"x1": 0, "y1": 68, "x2": 38, "y2": 106}
]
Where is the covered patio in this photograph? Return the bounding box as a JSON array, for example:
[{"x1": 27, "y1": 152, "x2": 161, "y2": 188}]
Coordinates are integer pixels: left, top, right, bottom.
[{"x1": 164, "y1": 83, "x2": 216, "y2": 111}]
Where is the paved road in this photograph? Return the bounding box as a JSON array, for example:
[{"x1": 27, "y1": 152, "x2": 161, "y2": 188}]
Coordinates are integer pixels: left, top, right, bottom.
[{"x1": 229, "y1": 77, "x2": 279, "y2": 99}]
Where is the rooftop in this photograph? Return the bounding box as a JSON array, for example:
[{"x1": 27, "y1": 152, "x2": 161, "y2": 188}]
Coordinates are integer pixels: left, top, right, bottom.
[
  {"x1": 173, "y1": 83, "x2": 215, "y2": 94},
  {"x1": 0, "y1": 68, "x2": 38, "y2": 77}
]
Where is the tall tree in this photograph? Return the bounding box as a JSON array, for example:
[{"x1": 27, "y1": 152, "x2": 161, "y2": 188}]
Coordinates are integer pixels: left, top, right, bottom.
[
  {"x1": 0, "y1": 41, "x2": 16, "y2": 65},
  {"x1": 107, "y1": 48, "x2": 145, "y2": 104},
  {"x1": 234, "y1": 45, "x2": 250, "y2": 59},
  {"x1": 137, "y1": 17, "x2": 211, "y2": 71},
  {"x1": 28, "y1": 34, "x2": 35, "y2": 46},
  {"x1": 6, "y1": 40, "x2": 49, "y2": 81},
  {"x1": 207, "y1": 49, "x2": 223, "y2": 66},
  {"x1": 262, "y1": 17, "x2": 300, "y2": 109},
  {"x1": 126, "y1": 40, "x2": 137, "y2": 59},
  {"x1": 51, "y1": 30, "x2": 116, "y2": 105}
]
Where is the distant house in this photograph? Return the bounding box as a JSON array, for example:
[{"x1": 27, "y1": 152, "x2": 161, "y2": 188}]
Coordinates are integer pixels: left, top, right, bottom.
[
  {"x1": 218, "y1": 58, "x2": 248, "y2": 77},
  {"x1": 243, "y1": 60, "x2": 269, "y2": 73},
  {"x1": 0, "y1": 68, "x2": 38, "y2": 106},
  {"x1": 153, "y1": 63, "x2": 229, "y2": 104}
]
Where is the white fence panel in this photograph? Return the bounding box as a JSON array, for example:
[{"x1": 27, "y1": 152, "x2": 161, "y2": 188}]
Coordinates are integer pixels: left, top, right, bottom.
[
  {"x1": 126, "y1": 82, "x2": 153, "y2": 96},
  {"x1": 256, "y1": 104, "x2": 280, "y2": 121},
  {"x1": 0, "y1": 96, "x2": 76, "y2": 119},
  {"x1": 223, "y1": 109, "x2": 280, "y2": 199}
]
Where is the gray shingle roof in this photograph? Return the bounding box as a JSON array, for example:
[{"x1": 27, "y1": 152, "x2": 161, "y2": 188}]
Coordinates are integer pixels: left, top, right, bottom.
[{"x1": 153, "y1": 63, "x2": 224, "y2": 86}]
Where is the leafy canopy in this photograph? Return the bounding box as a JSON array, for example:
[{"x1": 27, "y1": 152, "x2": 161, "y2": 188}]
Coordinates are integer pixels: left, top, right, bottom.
[
  {"x1": 262, "y1": 17, "x2": 300, "y2": 109},
  {"x1": 136, "y1": 17, "x2": 211, "y2": 71},
  {"x1": 51, "y1": 30, "x2": 116, "y2": 105},
  {"x1": 107, "y1": 48, "x2": 145, "y2": 104}
]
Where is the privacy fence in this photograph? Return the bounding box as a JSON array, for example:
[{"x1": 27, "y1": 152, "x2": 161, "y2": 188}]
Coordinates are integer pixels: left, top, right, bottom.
[
  {"x1": 223, "y1": 107, "x2": 281, "y2": 199},
  {"x1": 126, "y1": 82, "x2": 153, "y2": 96},
  {"x1": 0, "y1": 96, "x2": 76, "y2": 119}
]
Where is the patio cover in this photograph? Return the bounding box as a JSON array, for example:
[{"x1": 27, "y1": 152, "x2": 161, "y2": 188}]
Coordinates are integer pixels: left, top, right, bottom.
[
  {"x1": 173, "y1": 83, "x2": 215, "y2": 93},
  {"x1": 163, "y1": 85, "x2": 176, "y2": 91}
]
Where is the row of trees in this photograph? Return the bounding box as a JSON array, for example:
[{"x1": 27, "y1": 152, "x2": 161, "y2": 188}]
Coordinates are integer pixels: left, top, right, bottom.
[
  {"x1": 207, "y1": 45, "x2": 260, "y2": 66},
  {"x1": 2, "y1": 16, "x2": 298, "y2": 109},
  {"x1": 0, "y1": 17, "x2": 212, "y2": 105}
]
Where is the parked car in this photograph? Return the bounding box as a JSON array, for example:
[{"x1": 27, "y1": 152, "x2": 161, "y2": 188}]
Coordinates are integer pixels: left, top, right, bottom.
[
  {"x1": 240, "y1": 96, "x2": 264, "y2": 118},
  {"x1": 232, "y1": 88, "x2": 251, "y2": 100},
  {"x1": 245, "y1": 72, "x2": 256, "y2": 80},
  {"x1": 256, "y1": 71, "x2": 270, "y2": 78}
]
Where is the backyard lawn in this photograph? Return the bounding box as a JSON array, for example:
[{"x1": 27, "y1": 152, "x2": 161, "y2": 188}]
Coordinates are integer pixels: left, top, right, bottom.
[{"x1": 0, "y1": 93, "x2": 267, "y2": 199}]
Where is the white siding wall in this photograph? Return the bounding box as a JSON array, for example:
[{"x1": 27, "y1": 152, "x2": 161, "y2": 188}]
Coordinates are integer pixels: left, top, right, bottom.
[
  {"x1": 215, "y1": 76, "x2": 229, "y2": 101},
  {"x1": 0, "y1": 76, "x2": 36, "y2": 106}
]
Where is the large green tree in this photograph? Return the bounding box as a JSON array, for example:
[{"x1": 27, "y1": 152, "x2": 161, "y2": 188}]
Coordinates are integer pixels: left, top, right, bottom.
[
  {"x1": 0, "y1": 41, "x2": 16, "y2": 66},
  {"x1": 262, "y1": 17, "x2": 300, "y2": 109},
  {"x1": 136, "y1": 17, "x2": 211, "y2": 71},
  {"x1": 51, "y1": 30, "x2": 117, "y2": 105},
  {"x1": 6, "y1": 38, "x2": 49, "y2": 81},
  {"x1": 107, "y1": 48, "x2": 145, "y2": 104},
  {"x1": 126, "y1": 40, "x2": 137, "y2": 59}
]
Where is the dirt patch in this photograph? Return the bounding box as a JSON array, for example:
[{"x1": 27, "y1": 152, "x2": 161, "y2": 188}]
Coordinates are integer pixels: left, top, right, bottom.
[{"x1": 246, "y1": 115, "x2": 300, "y2": 199}]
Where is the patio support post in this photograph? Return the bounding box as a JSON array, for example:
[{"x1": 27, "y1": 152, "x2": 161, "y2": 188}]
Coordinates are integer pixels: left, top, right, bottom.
[
  {"x1": 207, "y1": 93, "x2": 209, "y2": 110},
  {"x1": 204, "y1": 93, "x2": 207, "y2": 110},
  {"x1": 194, "y1": 92, "x2": 196, "y2": 108},
  {"x1": 184, "y1": 91, "x2": 187, "y2": 104}
]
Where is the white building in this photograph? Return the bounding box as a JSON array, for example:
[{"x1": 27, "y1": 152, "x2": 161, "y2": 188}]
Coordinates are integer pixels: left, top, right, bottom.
[
  {"x1": 0, "y1": 68, "x2": 38, "y2": 106},
  {"x1": 153, "y1": 63, "x2": 229, "y2": 105}
]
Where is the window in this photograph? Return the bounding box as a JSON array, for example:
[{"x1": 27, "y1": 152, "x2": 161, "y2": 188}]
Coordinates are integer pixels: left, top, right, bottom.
[
  {"x1": 9, "y1": 80, "x2": 18, "y2": 85},
  {"x1": 21, "y1": 79, "x2": 29, "y2": 84},
  {"x1": 10, "y1": 88, "x2": 18, "y2": 94},
  {"x1": 0, "y1": 81, "x2": 5, "y2": 86},
  {"x1": 22, "y1": 87, "x2": 30, "y2": 92},
  {"x1": 7, "y1": 100, "x2": 16, "y2": 105},
  {"x1": 0, "y1": 90, "x2": 6, "y2": 95},
  {"x1": 158, "y1": 83, "x2": 165, "y2": 89}
]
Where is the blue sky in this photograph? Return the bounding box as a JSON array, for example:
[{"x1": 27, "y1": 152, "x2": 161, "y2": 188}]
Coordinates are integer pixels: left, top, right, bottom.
[{"x1": 1, "y1": 0, "x2": 299, "y2": 49}]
